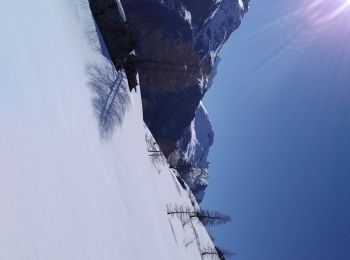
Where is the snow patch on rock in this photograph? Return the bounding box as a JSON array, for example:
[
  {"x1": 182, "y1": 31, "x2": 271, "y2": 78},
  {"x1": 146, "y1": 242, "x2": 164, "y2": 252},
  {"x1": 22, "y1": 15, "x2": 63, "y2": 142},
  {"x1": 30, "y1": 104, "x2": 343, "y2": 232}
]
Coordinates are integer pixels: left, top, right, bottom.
[
  {"x1": 181, "y1": 4, "x2": 192, "y2": 26},
  {"x1": 170, "y1": 102, "x2": 214, "y2": 202}
]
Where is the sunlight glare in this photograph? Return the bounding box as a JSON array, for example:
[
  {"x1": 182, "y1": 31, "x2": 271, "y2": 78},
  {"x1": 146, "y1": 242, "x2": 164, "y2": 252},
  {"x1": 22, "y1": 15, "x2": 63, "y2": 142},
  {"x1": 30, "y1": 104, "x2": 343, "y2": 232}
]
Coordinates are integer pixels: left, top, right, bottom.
[
  {"x1": 326, "y1": 0, "x2": 350, "y2": 21},
  {"x1": 305, "y1": 0, "x2": 350, "y2": 26}
]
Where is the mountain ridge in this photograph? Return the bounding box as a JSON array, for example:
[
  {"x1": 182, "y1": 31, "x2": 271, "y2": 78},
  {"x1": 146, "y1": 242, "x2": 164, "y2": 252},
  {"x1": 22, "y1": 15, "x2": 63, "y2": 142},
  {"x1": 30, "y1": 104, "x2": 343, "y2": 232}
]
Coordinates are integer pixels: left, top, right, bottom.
[{"x1": 122, "y1": 0, "x2": 249, "y2": 200}]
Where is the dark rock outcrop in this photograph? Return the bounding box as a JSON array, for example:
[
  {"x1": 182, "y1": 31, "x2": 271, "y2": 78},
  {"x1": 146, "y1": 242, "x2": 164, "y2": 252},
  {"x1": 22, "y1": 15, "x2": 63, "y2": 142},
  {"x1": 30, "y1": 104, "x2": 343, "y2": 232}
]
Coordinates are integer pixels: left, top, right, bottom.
[{"x1": 88, "y1": 0, "x2": 138, "y2": 91}]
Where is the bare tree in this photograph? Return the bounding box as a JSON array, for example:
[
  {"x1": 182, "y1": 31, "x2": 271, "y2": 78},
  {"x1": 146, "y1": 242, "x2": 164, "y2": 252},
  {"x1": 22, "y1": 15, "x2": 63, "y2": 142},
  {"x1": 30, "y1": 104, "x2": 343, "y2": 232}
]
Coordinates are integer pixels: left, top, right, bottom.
[
  {"x1": 197, "y1": 209, "x2": 231, "y2": 227},
  {"x1": 167, "y1": 204, "x2": 196, "y2": 223},
  {"x1": 167, "y1": 204, "x2": 231, "y2": 227},
  {"x1": 145, "y1": 133, "x2": 167, "y2": 172},
  {"x1": 201, "y1": 245, "x2": 234, "y2": 259},
  {"x1": 148, "y1": 151, "x2": 165, "y2": 167},
  {"x1": 169, "y1": 164, "x2": 206, "y2": 172},
  {"x1": 87, "y1": 61, "x2": 130, "y2": 137}
]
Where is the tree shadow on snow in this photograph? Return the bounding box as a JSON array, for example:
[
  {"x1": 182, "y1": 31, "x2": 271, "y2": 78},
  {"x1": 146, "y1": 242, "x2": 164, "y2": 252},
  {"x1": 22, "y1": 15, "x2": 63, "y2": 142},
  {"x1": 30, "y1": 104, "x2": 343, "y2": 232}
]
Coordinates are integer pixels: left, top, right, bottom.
[{"x1": 86, "y1": 61, "x2": 130, "y2": 138}]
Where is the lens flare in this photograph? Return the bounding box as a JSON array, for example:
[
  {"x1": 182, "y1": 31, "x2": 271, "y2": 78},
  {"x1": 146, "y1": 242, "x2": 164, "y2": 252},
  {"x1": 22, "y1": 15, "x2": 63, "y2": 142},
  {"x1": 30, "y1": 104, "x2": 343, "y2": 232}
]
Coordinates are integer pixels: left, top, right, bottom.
[
  {"x1": 230, "y1": 0, "x2": 350, "y2": 80},
  {"x1": 306, "y1": 0, "x2": 350, "y2": 25}
]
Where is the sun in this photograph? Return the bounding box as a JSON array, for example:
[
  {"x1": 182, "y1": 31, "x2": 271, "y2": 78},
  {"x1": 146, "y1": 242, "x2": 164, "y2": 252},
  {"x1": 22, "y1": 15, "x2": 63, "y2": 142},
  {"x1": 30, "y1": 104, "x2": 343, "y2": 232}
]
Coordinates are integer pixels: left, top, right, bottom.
[
  {"x1": 344, "y1": 0, "x2": 350, "y2": 9},
  {"x1": 330, "y1": 0, "x2": 350, "y2": 18},
  {"x1": 305, "y1": 0, "x2": 350, "y2": 26}
]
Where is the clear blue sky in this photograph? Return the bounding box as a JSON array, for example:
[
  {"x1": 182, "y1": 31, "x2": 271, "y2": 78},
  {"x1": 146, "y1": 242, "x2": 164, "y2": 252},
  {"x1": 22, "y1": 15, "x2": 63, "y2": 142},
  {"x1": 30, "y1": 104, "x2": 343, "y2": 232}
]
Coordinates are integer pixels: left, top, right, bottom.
[{"x1": 203, "y1": 1, "x2": 350, "y2": 259}]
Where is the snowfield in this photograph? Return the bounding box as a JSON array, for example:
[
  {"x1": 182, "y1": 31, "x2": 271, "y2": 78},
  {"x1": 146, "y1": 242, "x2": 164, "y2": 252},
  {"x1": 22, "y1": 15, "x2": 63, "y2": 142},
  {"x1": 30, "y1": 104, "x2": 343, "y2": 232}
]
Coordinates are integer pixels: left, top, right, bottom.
[{"x1": 0, "y1": 0, "x2": 213, "y2": 259}]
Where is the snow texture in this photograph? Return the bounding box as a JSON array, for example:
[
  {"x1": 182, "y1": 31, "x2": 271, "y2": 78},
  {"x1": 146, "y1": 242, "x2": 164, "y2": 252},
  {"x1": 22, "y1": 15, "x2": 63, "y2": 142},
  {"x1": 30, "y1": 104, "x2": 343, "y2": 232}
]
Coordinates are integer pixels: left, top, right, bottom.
[{"x1": 0, "y1": 0, "x2": 213, "y2": 259}]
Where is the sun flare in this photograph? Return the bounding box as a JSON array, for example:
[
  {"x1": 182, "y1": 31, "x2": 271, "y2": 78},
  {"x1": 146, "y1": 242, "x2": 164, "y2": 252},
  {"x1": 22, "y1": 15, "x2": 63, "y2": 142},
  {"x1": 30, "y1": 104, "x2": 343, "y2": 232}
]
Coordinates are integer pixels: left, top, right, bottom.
[
  {"x1": 305, "y1": 0, "x2": 350, "y2": 26},
  {"x1": 328, "y1": 0, "x2": 350, "y2": 19}
]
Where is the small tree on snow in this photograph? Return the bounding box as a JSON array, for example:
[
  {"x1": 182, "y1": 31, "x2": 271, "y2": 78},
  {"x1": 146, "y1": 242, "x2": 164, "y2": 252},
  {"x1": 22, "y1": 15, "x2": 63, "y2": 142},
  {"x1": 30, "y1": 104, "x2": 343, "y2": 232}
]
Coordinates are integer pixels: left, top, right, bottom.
[
  {"x1": 197, "y1": 209, "x2": 231, "y2": 227},
  {"x1": 201, "y1": 245, "x2": 234, "y2": 259},
  {"x1": 166, "y1": 204, "x2": 231, "y2": 227}
]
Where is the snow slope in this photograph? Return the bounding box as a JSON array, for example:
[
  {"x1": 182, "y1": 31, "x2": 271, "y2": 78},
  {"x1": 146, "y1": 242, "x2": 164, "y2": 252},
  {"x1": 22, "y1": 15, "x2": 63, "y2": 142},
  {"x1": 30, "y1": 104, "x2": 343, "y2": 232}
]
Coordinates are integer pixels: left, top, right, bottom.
[{"x1": 0, "y1": 0, "x2": 213, "y2": 259}]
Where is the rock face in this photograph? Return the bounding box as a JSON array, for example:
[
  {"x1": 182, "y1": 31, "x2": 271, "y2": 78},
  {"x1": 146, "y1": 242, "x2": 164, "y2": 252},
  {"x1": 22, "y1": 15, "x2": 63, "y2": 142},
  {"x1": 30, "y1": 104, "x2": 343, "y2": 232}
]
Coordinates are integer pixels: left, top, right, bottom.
[
  {"x1": 168, "y1": 102, "x2": 214, "y2": 202},
  {"x1": 88, "y1": 0, "x2": 138, "y2": 91},
  {"x1": 122, "y1": 0, "x2": 249, "y2": 200},
  {"x1": 89, "y1": 0, "x2": 135, "y2": 68}
]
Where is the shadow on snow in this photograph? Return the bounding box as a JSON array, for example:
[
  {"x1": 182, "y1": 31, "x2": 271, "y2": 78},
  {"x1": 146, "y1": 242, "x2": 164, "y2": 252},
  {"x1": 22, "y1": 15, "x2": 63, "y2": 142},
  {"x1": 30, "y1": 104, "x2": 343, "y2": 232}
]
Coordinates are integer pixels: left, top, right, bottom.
[{"x1": 86, "y1": 60, "x2": 130, "y2": 138}]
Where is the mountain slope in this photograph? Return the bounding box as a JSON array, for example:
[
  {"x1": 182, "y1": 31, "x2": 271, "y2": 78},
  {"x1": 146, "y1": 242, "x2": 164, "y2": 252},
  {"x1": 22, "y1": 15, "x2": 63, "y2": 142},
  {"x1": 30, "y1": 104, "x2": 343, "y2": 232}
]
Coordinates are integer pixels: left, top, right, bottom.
[
  {"x1": 0, "y1": 0, "x2": 213, "y2": 259},
  {"x1": 122, "y1": 0, "x2": 249, "y2": 200}
]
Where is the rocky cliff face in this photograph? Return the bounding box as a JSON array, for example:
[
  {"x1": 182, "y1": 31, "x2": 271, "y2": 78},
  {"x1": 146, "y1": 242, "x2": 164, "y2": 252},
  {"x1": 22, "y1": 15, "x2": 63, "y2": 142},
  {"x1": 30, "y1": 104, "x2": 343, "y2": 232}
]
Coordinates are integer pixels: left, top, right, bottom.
[
  {"x1": 168, "y1": 102, "x2": 214, "y2": 202},
  {"x1": 122, "y1": 0, "x2": 249, "y2": 201}
]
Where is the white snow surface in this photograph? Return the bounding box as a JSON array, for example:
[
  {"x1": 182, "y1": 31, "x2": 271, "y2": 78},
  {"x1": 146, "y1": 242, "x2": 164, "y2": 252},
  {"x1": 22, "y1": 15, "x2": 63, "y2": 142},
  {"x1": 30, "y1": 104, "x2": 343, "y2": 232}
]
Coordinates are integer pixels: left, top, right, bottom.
[{"x1": 0, "y1": 0, "x2": 213, "y2": 259}]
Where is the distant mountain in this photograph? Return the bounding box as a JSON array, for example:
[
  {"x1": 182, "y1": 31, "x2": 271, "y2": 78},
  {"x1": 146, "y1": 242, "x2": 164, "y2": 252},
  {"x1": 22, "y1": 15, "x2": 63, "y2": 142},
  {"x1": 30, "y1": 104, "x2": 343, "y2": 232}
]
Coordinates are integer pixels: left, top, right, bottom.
[{"x1": 123, "y1": 0, "x2": 249, "y2": 201}]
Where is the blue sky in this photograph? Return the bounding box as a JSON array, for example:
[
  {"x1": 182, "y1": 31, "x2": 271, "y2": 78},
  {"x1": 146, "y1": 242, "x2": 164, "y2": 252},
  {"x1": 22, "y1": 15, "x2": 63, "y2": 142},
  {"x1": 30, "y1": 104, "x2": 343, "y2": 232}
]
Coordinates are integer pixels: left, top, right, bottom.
[{"x1": 203, "y1": 1, "x2": 350, "y2": 259}]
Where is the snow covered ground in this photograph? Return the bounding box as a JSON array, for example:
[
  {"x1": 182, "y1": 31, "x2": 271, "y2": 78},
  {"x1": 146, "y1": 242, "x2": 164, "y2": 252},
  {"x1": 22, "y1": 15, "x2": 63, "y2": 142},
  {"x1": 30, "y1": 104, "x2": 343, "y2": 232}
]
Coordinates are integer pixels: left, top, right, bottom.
[{"x1": 0, "y1": 0, "x2": 213, "y2": 259}]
